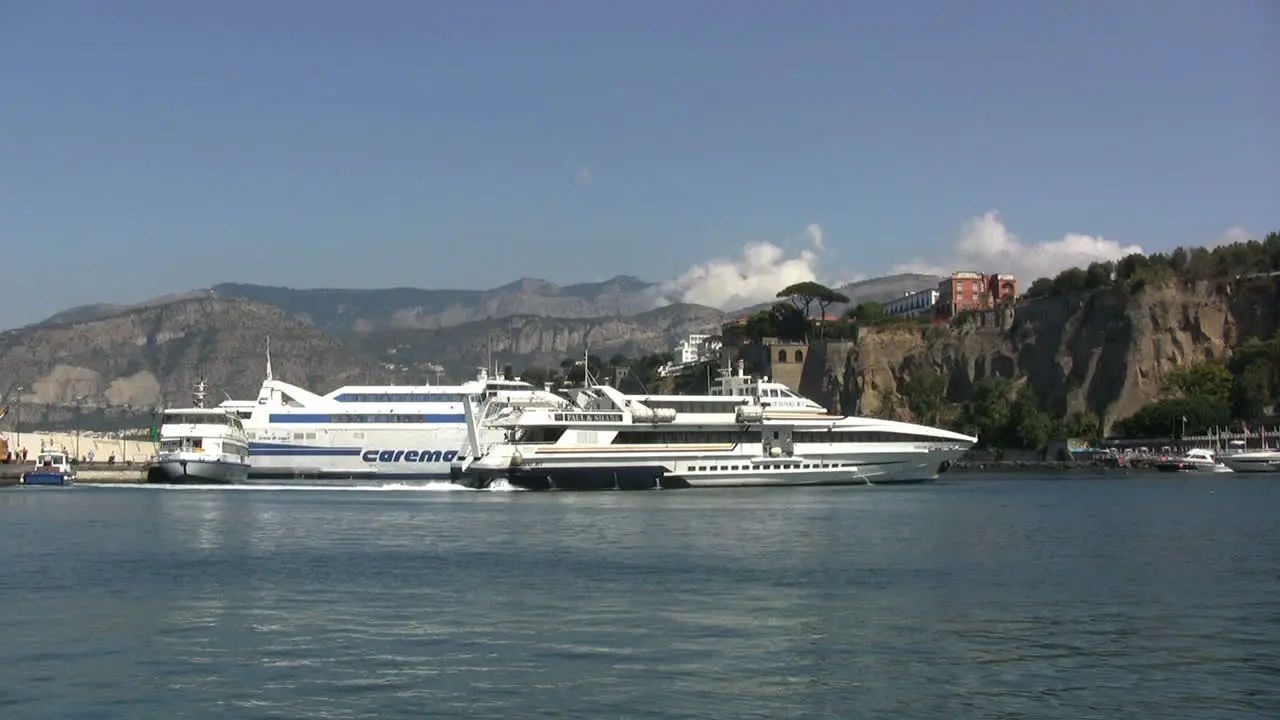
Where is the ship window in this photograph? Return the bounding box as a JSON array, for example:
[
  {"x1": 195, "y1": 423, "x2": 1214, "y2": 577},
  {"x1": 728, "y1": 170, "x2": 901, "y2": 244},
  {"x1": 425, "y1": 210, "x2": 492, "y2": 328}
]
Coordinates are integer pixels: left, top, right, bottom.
[
  {"x1": 526, "y1": 428, "x2": 566, "y2": 443},
  {"x1": 795, "y1": 350, "x2": 804, "y2": 362},
  {"x1": 778, "y1": 349, "x2": 788, "y2": 362}
]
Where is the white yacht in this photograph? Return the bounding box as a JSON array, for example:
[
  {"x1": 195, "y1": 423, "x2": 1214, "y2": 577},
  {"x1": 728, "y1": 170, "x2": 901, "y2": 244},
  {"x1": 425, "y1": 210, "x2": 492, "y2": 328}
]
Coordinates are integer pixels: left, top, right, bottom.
[
  {"x1": 148, "y1": 380, "x2": 251, "y2": 484},
  {"x1": 1218, "y1": 441, "x2": 1280, "y2": 474},
  {"x1": 1153, "y1": 448, "x2": 1233, "y2": 473},
  {"x1": 217, "y1": 349, "x2": 569, "y2": 484},
  {"x1": 454, "y1": 366, "x2": 977, "y2": 491}
]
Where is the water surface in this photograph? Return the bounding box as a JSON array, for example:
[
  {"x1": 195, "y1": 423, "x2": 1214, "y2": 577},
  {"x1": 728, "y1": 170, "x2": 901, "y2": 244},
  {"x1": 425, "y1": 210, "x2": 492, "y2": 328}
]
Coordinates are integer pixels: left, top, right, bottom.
[{"x1": 1, "y1": 475, "x2": 1277, "y2": 718}]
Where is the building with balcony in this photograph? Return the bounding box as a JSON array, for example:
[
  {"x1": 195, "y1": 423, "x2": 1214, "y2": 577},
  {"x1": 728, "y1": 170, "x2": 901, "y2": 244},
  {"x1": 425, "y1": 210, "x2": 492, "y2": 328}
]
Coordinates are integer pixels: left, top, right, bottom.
[
  {"x1": 935, "y1": 272, "x2": 1018, "y2": 319},
  {"x1": 883, "y1": 288, "x2": 940, "y2": 318}
]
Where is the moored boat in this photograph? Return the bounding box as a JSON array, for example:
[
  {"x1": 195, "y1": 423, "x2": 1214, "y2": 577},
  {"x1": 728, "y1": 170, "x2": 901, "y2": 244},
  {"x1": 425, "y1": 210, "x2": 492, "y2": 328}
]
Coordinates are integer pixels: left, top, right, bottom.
[
  {"x1": 1153, "y1": 448, "x2": 1232, "y2": 473},
  {"x1": 453, "y1": 361, "x2": 977, "y2": 491},
  {"x1": 1219, "y1": 450, "x2": 1280, "y2": 474},
  {"x1": 147, "y1": 380, "x2": 251, "y2": 484},
  {"x1": 215, "y1": 342, "x2": 564, "y2": 484},
  {"x1": 21, "y1": 446, "x2": 76, "y2": 486}
]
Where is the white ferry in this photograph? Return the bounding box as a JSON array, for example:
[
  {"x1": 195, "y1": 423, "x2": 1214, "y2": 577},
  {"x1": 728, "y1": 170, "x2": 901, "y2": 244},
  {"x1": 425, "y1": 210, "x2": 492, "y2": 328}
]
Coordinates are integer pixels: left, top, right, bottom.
[
  {"x1": 455, "y1": 365, "x2": 977, "y2": 490},
  {"x1": 148, "y1": 380, "x2": 252, "y2": 484},
  {"x1": 217, "y1": 351, "x2": 568, "y2": 484}
]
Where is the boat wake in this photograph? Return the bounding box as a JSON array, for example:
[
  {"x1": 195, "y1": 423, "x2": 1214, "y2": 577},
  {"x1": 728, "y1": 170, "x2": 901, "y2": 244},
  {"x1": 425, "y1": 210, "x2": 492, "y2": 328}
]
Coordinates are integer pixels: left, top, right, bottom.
[{"x1": 79, "y1": 481, "x2": 524, "y2": 492}]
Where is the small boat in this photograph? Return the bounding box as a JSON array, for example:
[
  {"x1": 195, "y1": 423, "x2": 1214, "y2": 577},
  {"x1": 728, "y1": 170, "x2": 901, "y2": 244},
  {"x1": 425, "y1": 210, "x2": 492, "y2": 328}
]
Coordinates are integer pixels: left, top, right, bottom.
[
  {"x1": 21, "y1": 446, "x2": 76, "y2": 486},
  {"x1": 1219, "y1": 450, "x2": 1280, "y2": 474},
  {"x1": 1153, "y1": 448, "x2": 1233, "y2": 473},
  {"x1": 147, "y1": 379, "x2": 251, "y2": 484}
]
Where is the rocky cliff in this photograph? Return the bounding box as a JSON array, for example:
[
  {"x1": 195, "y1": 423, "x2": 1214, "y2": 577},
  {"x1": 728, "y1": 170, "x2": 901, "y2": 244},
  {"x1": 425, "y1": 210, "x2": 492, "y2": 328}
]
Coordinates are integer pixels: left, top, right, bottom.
[
  {"x1": 1, "y1": 296, "x2": 724, "y2": 429},
  {"x1": 357, "y1": 304, "x2": 726, "y2": 374},
  {"x1": 0, "y1": 297, "x2": 379, "y2": 428},
  {"x1": 798, "y1": 277, "x2": 1280, "y2": 429}
]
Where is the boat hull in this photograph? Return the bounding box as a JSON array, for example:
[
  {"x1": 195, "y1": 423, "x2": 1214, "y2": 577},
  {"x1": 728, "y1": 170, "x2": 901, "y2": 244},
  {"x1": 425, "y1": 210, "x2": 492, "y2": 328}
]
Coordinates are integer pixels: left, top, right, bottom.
[
  {"x1": 1155, "y1": 461, "x2": 1226, "y2": 473},
  {"x1": 21, "y1": 471, "x2": 74, "y2": 486},
  {"x1": 1220, "y1": 457, "x2": 1280, "y2": 474},
  {"x1": 233, "y1": 472, "x2": 455, "y2": 487},
  {"x1": 148, "y1": 459, "x2": 250, "y2": 485},
  {"x1": 458, "y1": 457, "x2": 953, "y2": 491}
]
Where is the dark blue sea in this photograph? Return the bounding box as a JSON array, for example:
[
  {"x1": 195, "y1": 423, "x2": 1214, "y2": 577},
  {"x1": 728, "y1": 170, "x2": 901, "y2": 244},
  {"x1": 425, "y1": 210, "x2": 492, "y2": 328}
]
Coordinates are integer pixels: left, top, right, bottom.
[{"x1": 2, "y1": 475, "x2": 1278, "y2": 719}]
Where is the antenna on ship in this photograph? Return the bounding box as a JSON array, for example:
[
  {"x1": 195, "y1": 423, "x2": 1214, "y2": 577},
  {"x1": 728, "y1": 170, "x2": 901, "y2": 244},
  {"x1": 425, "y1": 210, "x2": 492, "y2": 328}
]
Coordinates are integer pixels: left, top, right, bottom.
[
  {"x1": 192, "y1": 377, "x2": 208, "y2": 409},
  {"x1": 265, "y1": 336, "x2": 273, "y2": 381}
]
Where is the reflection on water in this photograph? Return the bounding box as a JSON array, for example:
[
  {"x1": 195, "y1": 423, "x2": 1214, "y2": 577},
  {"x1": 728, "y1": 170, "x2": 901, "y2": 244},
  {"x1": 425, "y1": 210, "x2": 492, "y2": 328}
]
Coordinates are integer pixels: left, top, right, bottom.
[{"x1": 1, "y1": 477, "x2": 1279, "y2": 718}]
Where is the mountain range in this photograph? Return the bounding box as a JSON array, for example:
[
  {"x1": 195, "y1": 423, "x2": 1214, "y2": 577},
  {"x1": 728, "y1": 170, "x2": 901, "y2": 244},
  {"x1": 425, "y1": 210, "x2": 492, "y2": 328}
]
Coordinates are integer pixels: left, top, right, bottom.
[{"x1": 1, "y1": 273, "x2": 943, "y2": 427}]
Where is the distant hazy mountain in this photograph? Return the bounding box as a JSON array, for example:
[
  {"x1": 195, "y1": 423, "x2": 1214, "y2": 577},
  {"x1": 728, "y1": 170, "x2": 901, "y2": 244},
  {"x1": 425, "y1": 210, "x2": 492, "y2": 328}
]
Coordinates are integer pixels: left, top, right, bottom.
[
  {"x1": 355, "y1": 303, "x2": 727, "y2": 380},
  {"x1": 209, "y1": 276, "x2": 661, "y2": 333},
  {"x1": 2, "y1": 293, "x2": 723, "y2": 427}
]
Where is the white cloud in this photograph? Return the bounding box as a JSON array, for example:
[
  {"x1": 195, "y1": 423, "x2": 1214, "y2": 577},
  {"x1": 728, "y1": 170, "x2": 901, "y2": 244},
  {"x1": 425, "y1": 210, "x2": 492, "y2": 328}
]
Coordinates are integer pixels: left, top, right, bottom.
[
  {"x1": 1211, "y1": 225, "x2": 1253, "y2": 247},
  {"x1": 806, "y1": 223, "x2": 824, "y2": 250},
  {"x1": 894, "y1": 211, "x2": 1144, "y2": 283},
  {"x1": 576, "y1": 167, "x2": 593, "y2": 185},
  {"x1": 655, "y1": 225, "x2": 830, "y2": 310}
]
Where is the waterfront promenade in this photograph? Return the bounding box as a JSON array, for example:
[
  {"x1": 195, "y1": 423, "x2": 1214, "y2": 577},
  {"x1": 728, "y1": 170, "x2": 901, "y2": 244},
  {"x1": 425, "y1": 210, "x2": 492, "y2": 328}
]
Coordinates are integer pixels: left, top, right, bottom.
[{"x1": 2, "y1": 430, "x2": 156, "y2": 464}]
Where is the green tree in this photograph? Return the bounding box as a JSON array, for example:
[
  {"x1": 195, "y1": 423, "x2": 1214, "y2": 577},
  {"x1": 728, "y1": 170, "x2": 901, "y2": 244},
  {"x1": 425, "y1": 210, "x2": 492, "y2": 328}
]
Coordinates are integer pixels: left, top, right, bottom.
[
  {"x1": 958, "y1": 376, "x2": 1014, "y2": 447},
  {"x1": 1008, "y1": 386, "x2": 1053, "y2": 451},
  {"x1": 768, "y1": 302, "x2": 809, "y2": 341},
  {"x1": 1062, "y1": 411, "x2": 1102, "y2": 441},
  {"x1": 776, "y1": 281, "x2": 828, "y2": 319},
  {"x1": 902, "y1": 366, "x2": 948, "y2": 426},
  {"x1": 1024, "y1": 277, "x2": 1054, "y2": 298},
  {"x1": 847, "y1": 301, "x2": 886, "y2": 325},
  {"x1": 519, "y1": 366, "x2": 553, "y2": 387},
  {"x1": 1113, "y1": 396, "x2": 1232, "y2": 438},
  {"x1": 814, "y1": 287, "x2": 851, "y2": 337},
  {"x1": 1227, "y1": 336, "x2": 1280, "y2": 420},
  {"x1": 1083, "y1": 261, "x2": 1115, "y2": 289},
  {"x1": 777, "y1": 281, "x2": 850, "y2": 339},
  {"x1": 1051, "y1": 267, "x2": 1089, "y2": 295},
  {"x1": 1163, "y1": 361, "x2": 1233, "y2": 404}
]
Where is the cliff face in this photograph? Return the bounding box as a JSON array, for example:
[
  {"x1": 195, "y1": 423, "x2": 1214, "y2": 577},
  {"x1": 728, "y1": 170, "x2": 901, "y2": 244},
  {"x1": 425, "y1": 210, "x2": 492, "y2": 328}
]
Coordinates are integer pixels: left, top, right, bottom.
[
  {"x1": 0, "y1": 295, "x2": 724, "y2": 431},
  {"x1": 799, "y1": 278, "x2": 1280, "y2": 427},
  {"x1": 0, "y1": 297, "x2": 379, "y2": 427},
  {"x1": 358, "y1": 304, "x2": 726, "y2": 372}
]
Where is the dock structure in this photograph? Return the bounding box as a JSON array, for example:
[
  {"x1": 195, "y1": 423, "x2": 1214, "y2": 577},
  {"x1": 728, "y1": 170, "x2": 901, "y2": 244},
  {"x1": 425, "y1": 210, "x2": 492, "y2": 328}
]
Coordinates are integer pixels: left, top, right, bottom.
[{"x1": 0, "y1": 462, "x2": 148, "y2": 484}]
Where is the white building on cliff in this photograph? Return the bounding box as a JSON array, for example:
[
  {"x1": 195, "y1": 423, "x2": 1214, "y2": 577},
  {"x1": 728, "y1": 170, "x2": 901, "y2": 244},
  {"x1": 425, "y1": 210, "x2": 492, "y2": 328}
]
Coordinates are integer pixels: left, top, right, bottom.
[{"x1": 659, "y1": 334, "x2": 722, "y2": 377}]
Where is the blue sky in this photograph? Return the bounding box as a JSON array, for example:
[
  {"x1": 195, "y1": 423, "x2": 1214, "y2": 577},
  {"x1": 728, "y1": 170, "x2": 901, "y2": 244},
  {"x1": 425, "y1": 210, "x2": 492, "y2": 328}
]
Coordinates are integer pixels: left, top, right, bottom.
[{"x1": 1, "y1": 0, "x2": 1275, "y2": 328}]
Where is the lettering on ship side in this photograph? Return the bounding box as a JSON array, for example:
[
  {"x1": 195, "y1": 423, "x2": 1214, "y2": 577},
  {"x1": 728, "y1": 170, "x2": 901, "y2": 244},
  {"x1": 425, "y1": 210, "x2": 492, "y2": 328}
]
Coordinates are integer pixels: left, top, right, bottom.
[{"x1": 361, "y1": 449, "x2": 460, "y2": 463}]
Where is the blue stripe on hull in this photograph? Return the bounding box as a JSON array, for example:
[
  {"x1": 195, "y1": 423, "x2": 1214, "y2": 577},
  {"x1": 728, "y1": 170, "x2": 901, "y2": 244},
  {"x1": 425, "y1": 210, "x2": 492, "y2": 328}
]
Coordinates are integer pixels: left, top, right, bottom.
[
  {"x1": 246, "y1": 471, "x2": 454, "y2": 481},
  {"x1": 267, "y1": 414, "x2": 466, "y2": 424},
  {"x1": 250, "y1": 449, "x2": 364, "y2": 457},
  {"x1": 248, "y1": 443, "x2": 363, "y2": 457}
]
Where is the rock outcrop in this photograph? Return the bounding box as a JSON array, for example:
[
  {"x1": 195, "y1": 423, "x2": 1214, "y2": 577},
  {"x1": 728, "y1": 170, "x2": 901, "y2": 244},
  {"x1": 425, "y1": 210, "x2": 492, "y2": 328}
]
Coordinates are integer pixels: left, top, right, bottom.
[
  {"x1": 356, "y1": 304, "x2": 726, "y2": 371},
  {"x1": 0, "y1": 297, "x2": 725, "y2": 429},
  {"x1": 798, "y1": 277, "x2": 1279, "y2": 428},
  {"x1": 0, "y1": 297, "x2": 379, "y2": 427}
]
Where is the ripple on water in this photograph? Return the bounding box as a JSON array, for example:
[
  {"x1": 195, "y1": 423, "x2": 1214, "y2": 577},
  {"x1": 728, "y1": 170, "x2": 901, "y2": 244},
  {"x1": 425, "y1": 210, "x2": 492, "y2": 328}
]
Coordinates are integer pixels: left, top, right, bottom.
[{"x1": 2, "y1": 478, "x2": 1280, "y2": 718}]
